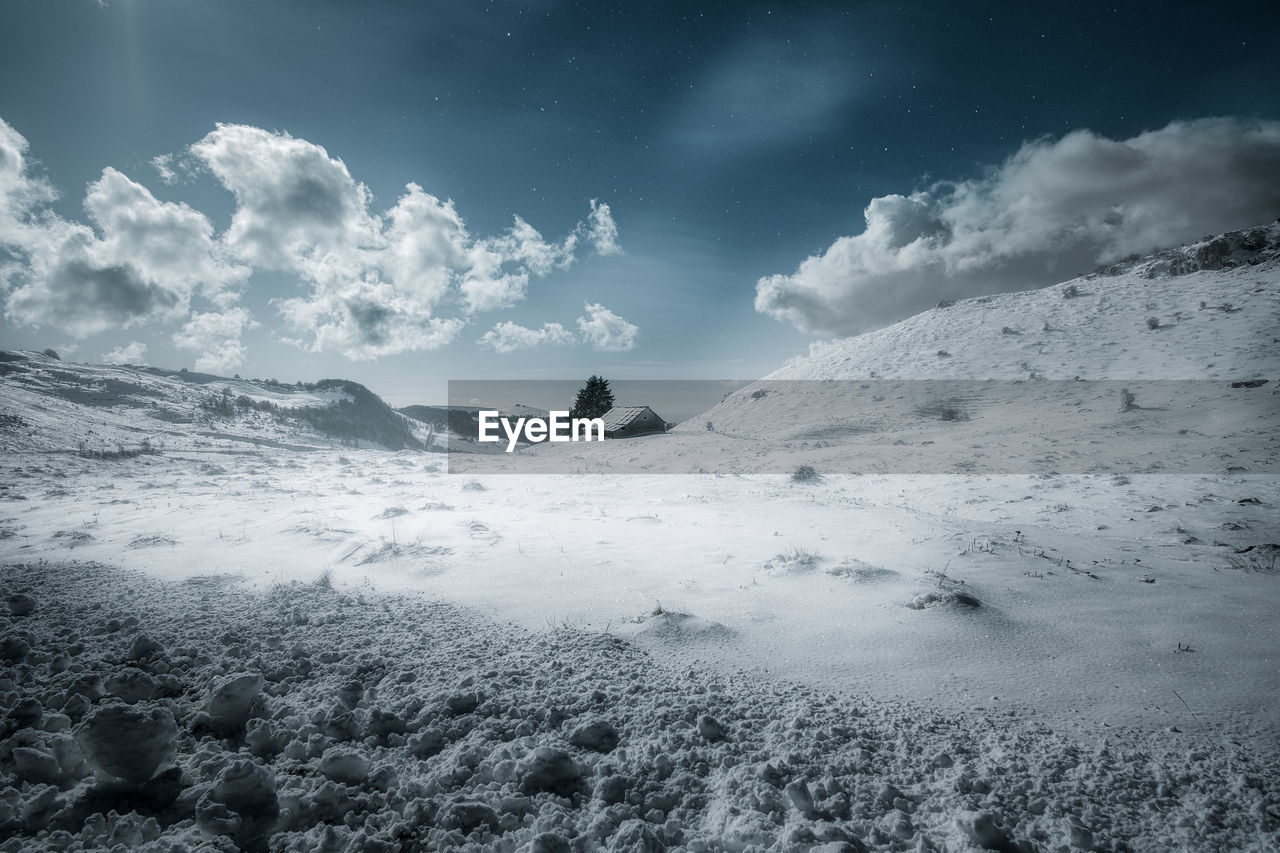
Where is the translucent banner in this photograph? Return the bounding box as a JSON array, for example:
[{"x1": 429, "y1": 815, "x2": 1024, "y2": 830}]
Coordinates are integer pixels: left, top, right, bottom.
[{"x1": 436, "y1": 379, "x2": 1278, "y2": 475}]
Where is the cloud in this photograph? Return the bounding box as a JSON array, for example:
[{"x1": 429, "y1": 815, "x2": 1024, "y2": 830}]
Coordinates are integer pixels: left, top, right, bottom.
[
  {"x1": 585, "y1": 200, "x2": 621, "y2": 256},
  {"x1": 190, "y1": 124, "x2": 375, "y2": 271},
  {"x1": 171, "y1": 307, "x2": 256, "y2": 374},
  {"x1": 150, "y1": 153, "x2": 198, "y2": 186},
  {"x1": 276, "y1": 280, "x2": 465, "y2": 361},
  {"x1": 1, "y1": 119, "x2": 247, "y2": 336},
  {"x1": 102, "y1": 340, "x2": 148, "y2": 365},
  {"x1": 477, "y1": 320, "x2": 575, "y2": 353},
  {"x1": 151, "y1": 154, "x2": 176, "y2": 185},
  {"x1": 1, "y1": 116, "x2": 621, "y2": 361},
  {"x1": 0, "y1": 118, "x2": 56, "y2": 230},
  {"x1": 577, "y1": 302, "x2": 638, "y2": 351},
  {"x1": 186, "y1": 123, "x2": 619, "y2": 357},
  {"x1": 756, "y1": 117, "x2": 1280, "y2": 336}
]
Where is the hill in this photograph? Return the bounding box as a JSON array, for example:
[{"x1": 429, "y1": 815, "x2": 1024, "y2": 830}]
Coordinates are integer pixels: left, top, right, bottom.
[
  {"x1": 0, "y1": 352, "x2": 434, "y2": 454},
  {"x1": 663, "y1": 223, "x2": 1279, "y2": 457},
  {"x1": 762, "y1": 222, "x2": 1280, "y2": 382}
]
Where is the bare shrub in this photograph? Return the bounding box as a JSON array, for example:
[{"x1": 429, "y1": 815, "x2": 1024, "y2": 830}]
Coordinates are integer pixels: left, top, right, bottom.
[
  {"x1": 791, "y1": 465, "x2": 820, "y2": 482},
  {"x1": 766, "y1": 546, "x2": 822, "y2": 572}
]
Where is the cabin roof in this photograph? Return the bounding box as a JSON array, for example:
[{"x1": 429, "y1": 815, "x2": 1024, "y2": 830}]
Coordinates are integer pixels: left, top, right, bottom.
[{"x1": 600, "y1": 405, "x2": 657, "y2": 431}]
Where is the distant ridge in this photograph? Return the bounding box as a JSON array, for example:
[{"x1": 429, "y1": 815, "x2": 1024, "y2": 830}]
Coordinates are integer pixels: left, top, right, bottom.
[{"x1": 0, "y1": 351, "x2": 433, "y2": 454}]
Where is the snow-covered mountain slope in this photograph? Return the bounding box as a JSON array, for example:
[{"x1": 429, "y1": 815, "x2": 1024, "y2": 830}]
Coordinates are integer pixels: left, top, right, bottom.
[
  {"x1": 0, "y1": 351, "x2": 435, "y2": 453},
  {"x1": 766, "y1": 222, "x2": 1280, "y2": 381},
  {"x1": 641, "y1": 224, "x2": 1280, "y2": 466}
]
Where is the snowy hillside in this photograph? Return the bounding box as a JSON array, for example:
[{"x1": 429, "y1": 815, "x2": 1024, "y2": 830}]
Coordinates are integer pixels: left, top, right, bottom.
[
  {"x1": 764, "y1": 223, "x2": 1280, "y2": 381},
  {"x1": 0, "y1": 352, "x2": 436, "y2": 454}
]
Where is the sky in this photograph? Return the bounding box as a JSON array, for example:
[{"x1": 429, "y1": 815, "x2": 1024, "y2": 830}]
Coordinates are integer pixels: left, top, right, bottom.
[{"x1": 1, "y1": 0, "x2": 1278, "y2": 405}]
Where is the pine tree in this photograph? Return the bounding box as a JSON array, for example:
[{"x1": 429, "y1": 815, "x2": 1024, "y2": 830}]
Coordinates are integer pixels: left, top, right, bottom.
[{"x1": 571, "y1": 375, "x2": 614, "y2": 420}]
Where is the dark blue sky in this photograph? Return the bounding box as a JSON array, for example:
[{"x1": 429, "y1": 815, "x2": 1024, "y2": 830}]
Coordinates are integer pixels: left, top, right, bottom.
[{"x1": 2, "y1": 0, "x2": 1277, "y2": 402}]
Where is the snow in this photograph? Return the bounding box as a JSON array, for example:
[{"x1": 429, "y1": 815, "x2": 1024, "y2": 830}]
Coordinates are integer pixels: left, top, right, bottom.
[
  {"x1": 3, "y1": 562, "x2": 1276, "y2": 851},
  {"x1": 1, "y1": 225, "x2": 1278, "y2": 850},
  {"x1": 762, "y1": 224, "x2": 1280, "y2": 382}
]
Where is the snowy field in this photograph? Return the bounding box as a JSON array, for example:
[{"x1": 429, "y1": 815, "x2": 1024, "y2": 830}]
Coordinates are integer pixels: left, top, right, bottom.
[{"x1": 2, "y1": 227, "x2": 1279, "y2": 850}]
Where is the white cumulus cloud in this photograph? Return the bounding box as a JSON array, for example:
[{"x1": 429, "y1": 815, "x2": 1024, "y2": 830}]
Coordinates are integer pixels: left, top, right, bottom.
[
  {"x1": 756, "y1": 117, "x2": 1280, "y2": 336},
  {"x1": 171, "y1": 307, "x2": 256, "y2": 374},
  {"x1": 477, "y1": 321, "x2": 576, "y2": 353},
  {"x1": 577, "y1": 302, "x2": 638, "y2": 352},
  {"x1": 186, "y1": 123, "x2": 620, "y2": 357},
  {"x1": 0, "y1": 118, "x2": 247, "y2": 336},
  {"x1": 584, "y1": 199, "x2": 621, "y2": 256},
  {"x1": 1, "y1": 116, "x2": 623, "y2": 362},
  {"x1": 102, "y1": 341, "x2": 148, "y2": 365}
]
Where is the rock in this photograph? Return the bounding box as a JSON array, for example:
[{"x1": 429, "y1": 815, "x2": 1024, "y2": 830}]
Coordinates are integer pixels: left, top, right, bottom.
[
  {"x1": 437, "y1": 797, "x2": 500, "y2": 834},
  {"x1": 196, "y1": 759, "x2": 279, "y2": 845},
  {"x1": 955, "y1": 810, "x2": 1014, "y2": 851},
  {"x1": 19, "y1": 785, "x2": 61, "y2": 834},
  {"x1": 42, "y1": 712, "x2": 71, "y2": 733},
  {"x1": 336, "y1": 679, "x2": 364, "y2": 710},
  {"x1": 408, "y1": 727, "x2": 445, "y2": 758},
  {"x1": 1066, "y1": 815, "x2": 1094, "y2": 849},
  {"x1": 49, "y1": 734, "x2": 87, "y2": 779},
  {"x1": 76, "y1": 703, "x2": 178, "y2": 784},
  {"x1": 596, "y1": 773, "x2": 630, "y2": 805},
  {"x1": 608, "y1": 818, "x2": 665, "y2": 852},
  {"x1": 6, "y1": 594, "x2": 35, "y2": 617},
  {"x1": 207, "y1": 672, "x2": 263, "y2": 726},
  {"x1": 368, "y1": 708, "x2": 405, "y2": 740},
  {"x1": 784, "y1": 779, "x2": 817, "y2": 818},
  {"x1": 60, "y1": 693, "x2": 91, "y2": 722},
  {"x1": 875, "y1": 783, "x2": 904, "y2": 810},
  {"x1": 445, "y1": 691, "x2": 482, "y2": 715},
  {"x1": 13, "y1": 746, "x2": 61, "y2": 784},
  {"x1": 128, "y1": 633, "x2": 164, "y2": 661},
  {"x1": 0, "y1": 635, "x2": 30, "y2": 663},
  {"x1": 524, "y1": 832, "x2": 572, "y2": 853},
  {"x1": 318, "y1": 748, "x2": 371, "y2": 784},
  {"x1": 519, "y1": 747, "x2": 583, "y2": 797},
  {"x1": 6, "y1": 697, "x2": 43, "y2": 731},
  {"x1": 696, "y1": 714, "x2": 727, "y2": 741},
  {"x1": 65, "y1": 674, "x2": 104, "y2": 703},
  {"x1": 104, "y1": 668, "x2": 159, "y2": 704},
  {"x1": 321, "y1": 709, "x2": 359, "y2": 741},
  {"x1": 245, "y1": 719, "x2": 285, "y2": 759},
  {"x1": 569, "y1": 718, "x2": 620, "y2": 753}
]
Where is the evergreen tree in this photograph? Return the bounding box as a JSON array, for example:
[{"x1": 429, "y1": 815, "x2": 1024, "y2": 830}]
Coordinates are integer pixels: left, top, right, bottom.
[{"x1": 571, "y1": 375, "x2": 614, "y2": 420}]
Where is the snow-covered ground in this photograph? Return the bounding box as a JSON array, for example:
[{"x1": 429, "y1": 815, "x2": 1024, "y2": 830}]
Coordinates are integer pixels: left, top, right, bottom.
[
  {"x1": 3, "y1": 560, "x2": 1276, "y2": 852},
  {"x1": 2, "y1": 226, "x2": 1278, "y2": 850}
]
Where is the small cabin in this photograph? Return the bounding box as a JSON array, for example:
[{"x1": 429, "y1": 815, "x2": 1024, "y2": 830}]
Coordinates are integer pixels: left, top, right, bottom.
[{"x1": 600, "y1": 405, "x2": 667, "y2": 439}]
